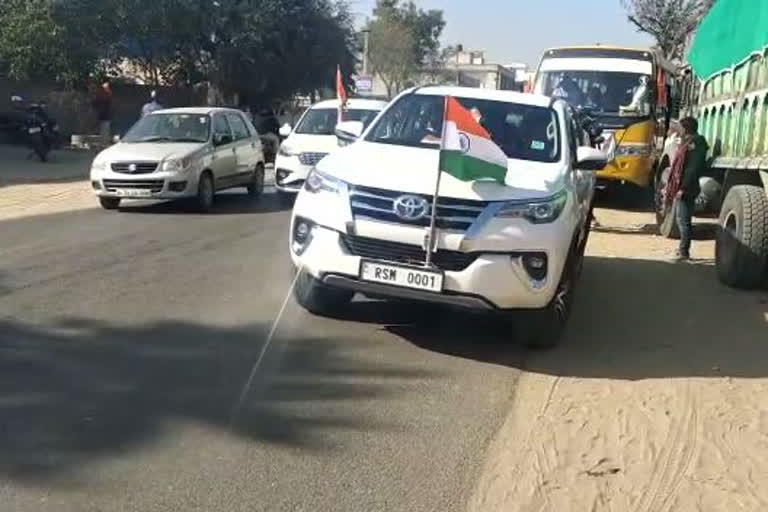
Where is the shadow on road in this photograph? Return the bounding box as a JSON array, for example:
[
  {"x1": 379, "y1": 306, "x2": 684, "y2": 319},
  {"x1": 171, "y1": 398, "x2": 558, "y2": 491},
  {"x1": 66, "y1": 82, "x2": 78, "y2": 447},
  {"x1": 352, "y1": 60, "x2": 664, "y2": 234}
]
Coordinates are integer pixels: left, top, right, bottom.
[
  {"x1": 0, "y1": 318, "x2": 435, "y2": 481},
  {"x1": 0, "y1": 147, "x2": 91, "y2": 187},
  {"x1": 345, "y1": 256, "x2": 768, "y2": 380},
  {"x1": 593, "y1": 222, "x2": 717, "y2": 240},
  {"x1": 117, "y1": 190, "x2": 292, "y2": 215}
]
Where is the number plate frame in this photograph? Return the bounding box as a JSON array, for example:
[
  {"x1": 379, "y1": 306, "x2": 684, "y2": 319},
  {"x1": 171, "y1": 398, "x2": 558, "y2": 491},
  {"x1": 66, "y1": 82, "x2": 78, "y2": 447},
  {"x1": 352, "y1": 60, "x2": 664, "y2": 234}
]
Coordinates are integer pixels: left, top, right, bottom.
[
  {"x1": 358, "y1": 259, "x2": 444, "y2": 293},
  {"x1": 115, "y1": 188, "x2": 152, "y2": 198}
]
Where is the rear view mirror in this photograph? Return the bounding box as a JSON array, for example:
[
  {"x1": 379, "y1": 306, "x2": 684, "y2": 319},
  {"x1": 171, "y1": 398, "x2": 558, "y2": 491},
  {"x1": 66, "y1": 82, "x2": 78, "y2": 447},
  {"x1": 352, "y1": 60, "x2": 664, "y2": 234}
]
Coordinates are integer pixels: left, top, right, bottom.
[
  {"x1": 214, "y1": 133, "x2": 232, "y2": 146},
  {"x1": 279, "y1": 124, "x2": 292, "y2": 137},
  {"x1": 335, "y1": 120, "x2": 364, "y2": 145},
  {"x1": 575, "y1": 146, "x2": 607, "y2": 171}
]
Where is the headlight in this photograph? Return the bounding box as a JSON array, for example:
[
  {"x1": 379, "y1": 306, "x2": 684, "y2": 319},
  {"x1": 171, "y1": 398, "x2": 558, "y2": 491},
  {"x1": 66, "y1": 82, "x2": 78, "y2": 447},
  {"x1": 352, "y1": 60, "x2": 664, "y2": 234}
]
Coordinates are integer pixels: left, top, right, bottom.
[
  {"x1": 305, "y1": 169, "x2": 343, "y2": 194},
  {"x1": 91, "y1": 160, "x2": 107, "y2": 172},
  {"x1": 278, "y1": 144, "x2": 298, "y2": 157},
  {"x1": 495, "y1": 191, "x2": 568, "y2": 224},
  {"x1": 162, "y1": 157, "x2": 191, "y2": 172},
  {"x1": 614, "y1": 143, "x2": 652, "y2": 157}
]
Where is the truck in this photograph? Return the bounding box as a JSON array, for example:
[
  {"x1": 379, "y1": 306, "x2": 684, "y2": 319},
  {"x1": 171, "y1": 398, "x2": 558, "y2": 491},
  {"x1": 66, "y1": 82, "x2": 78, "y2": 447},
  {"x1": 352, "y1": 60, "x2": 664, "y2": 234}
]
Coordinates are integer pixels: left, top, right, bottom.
[{"x1": 656, "y1": 0, "x2": 768, "y2": 289}]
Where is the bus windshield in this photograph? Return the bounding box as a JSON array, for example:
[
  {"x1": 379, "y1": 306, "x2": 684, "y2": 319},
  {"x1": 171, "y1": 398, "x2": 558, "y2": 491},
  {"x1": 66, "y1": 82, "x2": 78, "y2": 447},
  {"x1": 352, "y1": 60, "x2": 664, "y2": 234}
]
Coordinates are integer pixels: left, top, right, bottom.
[{"x1": 538, "y1": 70, "x2": 652, "y2": 117}]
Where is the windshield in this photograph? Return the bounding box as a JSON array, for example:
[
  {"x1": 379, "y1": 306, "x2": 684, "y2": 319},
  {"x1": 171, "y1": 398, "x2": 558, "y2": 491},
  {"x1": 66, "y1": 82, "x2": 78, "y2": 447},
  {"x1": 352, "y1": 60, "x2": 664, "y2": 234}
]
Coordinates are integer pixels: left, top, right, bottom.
[
  {"x1": 294, "y1": 108, "x2": 381, "y2": 135},
  {"x1": 123, "y1": 113, "x2": 210, "y2": 143},
  {"x1": 366, "y1": 94, "x2": 560, "y2": 163},
  {"x1": 538, "y1": 70, "x2": 652, "y2": 116}
]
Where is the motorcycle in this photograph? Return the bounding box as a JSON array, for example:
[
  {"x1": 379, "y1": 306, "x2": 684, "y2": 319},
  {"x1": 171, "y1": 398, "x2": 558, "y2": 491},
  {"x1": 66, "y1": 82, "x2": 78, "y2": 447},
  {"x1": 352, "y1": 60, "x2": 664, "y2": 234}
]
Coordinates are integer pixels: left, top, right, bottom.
[{"x1": 0, "y1": 96, "x2": 57, "y2": 161}]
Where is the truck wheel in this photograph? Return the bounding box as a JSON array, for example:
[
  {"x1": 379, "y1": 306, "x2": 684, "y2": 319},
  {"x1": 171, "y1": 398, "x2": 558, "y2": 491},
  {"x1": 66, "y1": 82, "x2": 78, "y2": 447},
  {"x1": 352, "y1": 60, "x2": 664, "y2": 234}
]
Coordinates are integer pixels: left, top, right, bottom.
[
  {"x1": 293, "y1": 268, "x2": 353, "y2": 317},
  {"x1": 655, "y1": 167, "x2": 680, "y2": 239},
  {"x1": 716, "y1": 185, "x2": 768, "y2": 289},
  {"x1": 99, "y1": 197, "x2": 121, "y2": 210},
  {"x1": 514, "y1": 245, "x2": 581, "y2": 349}
]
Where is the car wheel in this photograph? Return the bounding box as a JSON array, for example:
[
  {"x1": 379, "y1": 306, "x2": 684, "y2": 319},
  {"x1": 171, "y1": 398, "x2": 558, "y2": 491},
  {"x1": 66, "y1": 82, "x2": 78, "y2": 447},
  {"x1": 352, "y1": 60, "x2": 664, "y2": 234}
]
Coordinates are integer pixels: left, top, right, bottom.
[
  {"x1": 293, "y1": 268, "x2": 353, "y2": 317},
  {"x1": 654, "y1": 167, "x2": 680, "y2": 239},
  {"x1": 716, "y1": 185, "x2": 768, "y2": 289},
  {"x1": 247, "y1": 164, "x2": 265, "y2": 199},
  {"x1": 514, "y1": 246, "x2": 580, "y2": 350},
  {"x1": 99, "y1": 196, "x2": 121, "y2": 210},
  {"x1": 196, "y1": 172, "x2": 215, "y2": 212}
]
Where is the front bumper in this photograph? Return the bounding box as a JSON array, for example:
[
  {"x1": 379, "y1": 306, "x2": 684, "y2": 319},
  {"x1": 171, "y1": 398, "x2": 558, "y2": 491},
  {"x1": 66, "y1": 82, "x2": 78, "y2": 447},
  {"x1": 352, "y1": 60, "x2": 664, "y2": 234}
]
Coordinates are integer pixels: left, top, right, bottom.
[
  {"x1": 598, "y1": 156, "x2": 654, "y2": 188},
  {"x1": 290, "y1": 222, "x2": 570, "y2": 311},
  {"x1": 274, "y1": 155, "x2": 313, "y2": 193},
  {"x1": 91, "y1": 169, "x2": 199, "y2": 199}
]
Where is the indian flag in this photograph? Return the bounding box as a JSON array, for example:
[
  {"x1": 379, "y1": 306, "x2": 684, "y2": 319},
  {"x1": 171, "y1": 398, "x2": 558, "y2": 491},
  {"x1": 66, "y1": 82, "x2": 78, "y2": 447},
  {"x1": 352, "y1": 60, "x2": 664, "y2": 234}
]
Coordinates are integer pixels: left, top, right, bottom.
[{"x1": 439, "y1": 96, "x2": 508, "y2": 184}]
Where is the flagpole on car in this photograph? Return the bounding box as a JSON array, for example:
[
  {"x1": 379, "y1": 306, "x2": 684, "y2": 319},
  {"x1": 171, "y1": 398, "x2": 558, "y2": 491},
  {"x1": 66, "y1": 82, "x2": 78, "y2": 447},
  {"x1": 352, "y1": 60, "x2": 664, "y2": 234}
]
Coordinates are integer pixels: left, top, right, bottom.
[{"x1": 424, "y1": 95, "x2": 450, "y2": 268}]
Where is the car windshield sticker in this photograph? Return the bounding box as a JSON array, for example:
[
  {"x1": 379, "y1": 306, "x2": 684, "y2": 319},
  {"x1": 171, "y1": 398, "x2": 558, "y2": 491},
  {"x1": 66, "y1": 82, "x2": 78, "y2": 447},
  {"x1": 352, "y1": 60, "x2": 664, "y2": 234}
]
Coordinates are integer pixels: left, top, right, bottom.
[{"x1": 531, "y1": 140, "x2": 545, "y2": 151}]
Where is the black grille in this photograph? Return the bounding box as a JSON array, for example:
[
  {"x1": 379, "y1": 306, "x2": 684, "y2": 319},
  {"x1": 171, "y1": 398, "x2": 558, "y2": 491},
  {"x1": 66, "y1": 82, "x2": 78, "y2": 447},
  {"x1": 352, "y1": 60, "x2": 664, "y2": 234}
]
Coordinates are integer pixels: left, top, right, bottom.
[
  {"x1": 340, "y1": 234, "x2": 478, "y2": 272},
  {"x1": 349, "y1": 185, "x2": 487, "y2": 231},
  {"x1": 103, "y1": 179, "x2": 164, "y2": 193},
  {"x1": 298, "y1": 152, "x2": 328, "y2": 166},
  {"x1": 111, "y1": 161, "x2": 159, "y2": 174}
]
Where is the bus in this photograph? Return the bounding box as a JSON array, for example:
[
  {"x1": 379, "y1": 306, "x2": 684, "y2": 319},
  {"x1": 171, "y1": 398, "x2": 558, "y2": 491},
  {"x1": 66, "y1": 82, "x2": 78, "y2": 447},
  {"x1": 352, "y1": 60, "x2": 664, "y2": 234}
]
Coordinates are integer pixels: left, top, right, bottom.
[{"x1": 534, "y1": 46, "x2": 680, "y2": 192}]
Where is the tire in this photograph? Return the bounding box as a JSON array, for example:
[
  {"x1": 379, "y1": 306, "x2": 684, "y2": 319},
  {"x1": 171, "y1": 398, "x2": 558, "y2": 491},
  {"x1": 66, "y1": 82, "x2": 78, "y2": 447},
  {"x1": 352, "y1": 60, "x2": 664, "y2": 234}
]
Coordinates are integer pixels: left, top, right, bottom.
[
  {"x1": 196, "y1": 172, "x2": 215, "y2": 212},
  {"x1": 514, "y1": 243, "x2": 582, "y2": 349},
  {"x1": 655, "y1": 167, "x2": 681, "y2": 239},
  {"x1": 293, "y1": 268, "x2": 353, "y2": 317},
  {"x1": 246, "y1": 164, "x2": 265, "y2": 199},
  {"x1": 715, "y1": 185, "x2": 768, "y2": 289},
  {"x1": 99, "y1": 196, "x2": 121, "y2": 210}
]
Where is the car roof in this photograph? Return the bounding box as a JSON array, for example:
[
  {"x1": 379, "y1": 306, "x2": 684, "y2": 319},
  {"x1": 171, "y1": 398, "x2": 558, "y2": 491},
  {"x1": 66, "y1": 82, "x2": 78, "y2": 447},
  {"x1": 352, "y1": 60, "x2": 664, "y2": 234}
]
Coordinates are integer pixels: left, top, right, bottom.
[
  {"x1": 311, "y1": 98, "x2": 389, "y2": 110},
  {"x1": 151, "y1": 107, "x2": 244, "y2": 116},
  {"x1": 411, "y1": 86, "x2": 552, "y2": 108}
]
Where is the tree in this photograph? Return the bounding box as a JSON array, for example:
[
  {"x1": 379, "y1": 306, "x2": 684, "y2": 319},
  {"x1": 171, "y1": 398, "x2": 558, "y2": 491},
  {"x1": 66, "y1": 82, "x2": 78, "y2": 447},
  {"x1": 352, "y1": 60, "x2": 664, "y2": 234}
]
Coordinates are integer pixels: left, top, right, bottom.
[
  {"x1": 622, "y1": 0, "x2": 716, "y2": 61},
  {"x1": 367, "y1": 0, "x2": 445, "y2": 97}
]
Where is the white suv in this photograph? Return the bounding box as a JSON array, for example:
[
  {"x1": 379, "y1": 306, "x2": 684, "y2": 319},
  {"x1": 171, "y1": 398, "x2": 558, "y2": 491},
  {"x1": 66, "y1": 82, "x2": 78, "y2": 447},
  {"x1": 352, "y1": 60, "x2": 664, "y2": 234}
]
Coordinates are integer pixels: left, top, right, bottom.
[
  {"x1": 274, "y1": 98, "x2": 387, "y2": 202},
  {"x1": 289, "y1": 87, "x2": 606, "y2": 348},
  {"x1": 90, "y1": 107, "x2": 265, "y2": 212}
]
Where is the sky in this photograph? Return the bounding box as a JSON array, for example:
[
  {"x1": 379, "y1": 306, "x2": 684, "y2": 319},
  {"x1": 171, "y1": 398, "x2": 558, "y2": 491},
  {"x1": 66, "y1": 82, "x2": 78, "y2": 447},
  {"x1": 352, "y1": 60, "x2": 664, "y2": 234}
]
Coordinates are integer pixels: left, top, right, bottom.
[{"x1": 349, "y1": 0, "x2": 655, "y2": 68}]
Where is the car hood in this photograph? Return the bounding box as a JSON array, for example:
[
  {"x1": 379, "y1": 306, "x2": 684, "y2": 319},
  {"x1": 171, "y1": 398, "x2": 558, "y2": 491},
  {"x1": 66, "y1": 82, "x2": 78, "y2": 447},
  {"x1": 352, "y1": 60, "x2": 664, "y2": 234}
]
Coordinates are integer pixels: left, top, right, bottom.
[
  {"x1": 97, "y1": 142, "x2": 206, "y2": 162},
  {"x1": 282, "y1": 133, "x2": 340, "y2": 155},
  {"x1": 316, "y1": 141, "x2": 566, "y2": 202}
]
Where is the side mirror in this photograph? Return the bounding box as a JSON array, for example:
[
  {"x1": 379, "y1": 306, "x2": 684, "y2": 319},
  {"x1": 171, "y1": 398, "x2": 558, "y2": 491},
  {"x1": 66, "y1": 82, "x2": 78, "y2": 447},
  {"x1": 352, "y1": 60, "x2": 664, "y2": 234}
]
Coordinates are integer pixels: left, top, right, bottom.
[
  {"x1": 214, "y1": 133, "x2": 232, "y2": 146},
  {"x1": 575, "y1": 146, "x2": 607, "y2": 171},
  {"x1": 335, "y1": 120, "x2": 364, "y2": 145},
  {"x1": 112, "y1": 134, "x2": 121, "y2": 144},
  {"x1": 279, "y1": 123, "x2": 292, "y2": 137}
]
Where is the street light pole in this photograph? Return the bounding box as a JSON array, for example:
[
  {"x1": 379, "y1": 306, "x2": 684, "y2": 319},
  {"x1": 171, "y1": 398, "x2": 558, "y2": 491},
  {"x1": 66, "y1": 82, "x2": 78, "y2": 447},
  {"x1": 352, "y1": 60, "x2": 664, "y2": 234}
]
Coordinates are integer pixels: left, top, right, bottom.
[
  {"x1": 361, "y1": 29, "x2": 371, "y2": 76},
  {"x1": 455, "y1": 44, "x2": 463, "y2": 86}
]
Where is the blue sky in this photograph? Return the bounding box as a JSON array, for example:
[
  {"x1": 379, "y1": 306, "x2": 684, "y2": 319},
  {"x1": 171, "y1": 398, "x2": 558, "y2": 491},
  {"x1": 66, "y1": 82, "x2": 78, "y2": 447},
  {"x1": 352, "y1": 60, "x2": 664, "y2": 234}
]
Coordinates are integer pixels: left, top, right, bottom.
[{"x1": 350, "y1": 0, "x2": 654, "y2": 67}]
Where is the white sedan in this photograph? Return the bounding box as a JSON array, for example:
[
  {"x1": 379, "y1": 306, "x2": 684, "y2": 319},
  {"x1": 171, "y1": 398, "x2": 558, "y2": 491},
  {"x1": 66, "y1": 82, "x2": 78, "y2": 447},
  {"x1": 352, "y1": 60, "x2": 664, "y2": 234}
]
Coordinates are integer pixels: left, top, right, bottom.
[{"x1": 90, "y1": 107, "x2": 266, "y2": 212}]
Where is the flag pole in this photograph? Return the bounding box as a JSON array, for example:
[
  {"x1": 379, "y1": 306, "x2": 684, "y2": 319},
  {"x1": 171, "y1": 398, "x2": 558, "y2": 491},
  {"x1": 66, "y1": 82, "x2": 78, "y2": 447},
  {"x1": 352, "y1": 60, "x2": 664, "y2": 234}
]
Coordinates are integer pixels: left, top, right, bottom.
[{"x1": 425, "y1": 95, "x2": 449, "y2": 268}]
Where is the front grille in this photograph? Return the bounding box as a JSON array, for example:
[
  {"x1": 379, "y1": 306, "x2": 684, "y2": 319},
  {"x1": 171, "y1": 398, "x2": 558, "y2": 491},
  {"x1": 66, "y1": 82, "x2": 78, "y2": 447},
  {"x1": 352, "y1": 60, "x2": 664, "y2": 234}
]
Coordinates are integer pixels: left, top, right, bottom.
[
  {"x1": 111, "y1": 161, "x2": 159, "y2": 174},
  {"x1": 340, "y1": 234, "x2": 478, "y2": 272},
  {"x1": 349, "y1": 185, "x2": 487, "y2": 232},
  {"x1": 298, "y1": 152, "x2": 328, "y2": 166},
  {"x1": 103, "y1": 179, "x2": 164, "y2": 193}
]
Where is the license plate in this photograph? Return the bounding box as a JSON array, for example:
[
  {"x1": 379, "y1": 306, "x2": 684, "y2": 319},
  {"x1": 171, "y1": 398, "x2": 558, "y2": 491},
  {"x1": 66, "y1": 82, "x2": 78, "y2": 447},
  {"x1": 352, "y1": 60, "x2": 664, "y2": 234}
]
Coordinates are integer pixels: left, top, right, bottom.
[
  {"x1": 115, "y1": 188, "x2": 152, "y2": 197},
  {"x1": 359, "y1": 260, "x2": 443, "y2": 293},
  {"x1": 28, "y1": 127, "x2": 41, "y2": 134}
]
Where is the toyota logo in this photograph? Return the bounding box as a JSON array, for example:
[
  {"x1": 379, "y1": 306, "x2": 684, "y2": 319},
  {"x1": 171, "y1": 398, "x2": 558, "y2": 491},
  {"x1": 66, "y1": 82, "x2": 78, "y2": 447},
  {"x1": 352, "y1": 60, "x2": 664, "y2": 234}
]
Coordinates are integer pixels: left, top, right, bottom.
[
  {"x1": 393, "y1": 194, "x2": 429, "y2": 221},
  {"x1": 127, "y1": 164, "x2": 137, "y2": 173}
]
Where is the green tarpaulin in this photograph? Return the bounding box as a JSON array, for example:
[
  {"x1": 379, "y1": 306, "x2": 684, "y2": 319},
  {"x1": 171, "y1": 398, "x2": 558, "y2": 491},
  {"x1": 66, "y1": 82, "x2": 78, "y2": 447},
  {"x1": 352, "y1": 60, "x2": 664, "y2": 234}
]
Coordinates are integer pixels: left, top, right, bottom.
[{"x1": 688, "y1": 0, "x2": 768, "y2": 79}]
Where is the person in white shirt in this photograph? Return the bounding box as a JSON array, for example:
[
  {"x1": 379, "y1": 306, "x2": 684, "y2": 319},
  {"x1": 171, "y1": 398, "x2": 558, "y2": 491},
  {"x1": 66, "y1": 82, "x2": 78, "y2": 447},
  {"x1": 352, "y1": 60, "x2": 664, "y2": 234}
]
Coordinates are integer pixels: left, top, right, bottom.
[{"x1": 141, "y1": 91, "x2": 163, "y2": 117}]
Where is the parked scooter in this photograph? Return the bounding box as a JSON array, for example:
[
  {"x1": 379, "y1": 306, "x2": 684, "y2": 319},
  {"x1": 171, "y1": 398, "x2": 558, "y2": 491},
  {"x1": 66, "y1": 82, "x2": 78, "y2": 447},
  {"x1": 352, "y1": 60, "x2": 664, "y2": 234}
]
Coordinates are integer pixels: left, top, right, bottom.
[{"x1": 0, "y1": 96, "x2": 57, "y2": 161}]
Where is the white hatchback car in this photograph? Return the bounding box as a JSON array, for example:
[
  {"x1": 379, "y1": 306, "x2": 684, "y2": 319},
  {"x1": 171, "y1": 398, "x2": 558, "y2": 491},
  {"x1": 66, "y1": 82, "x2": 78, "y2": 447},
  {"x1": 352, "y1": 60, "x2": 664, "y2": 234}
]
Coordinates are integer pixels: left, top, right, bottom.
[
  {"x1": 274, "y1": 98, "x2": 387, "y2": 201},
  {"x1": 289, "y1": 87, "x2": 607, "y2": 348},
  {"x1": 90, "y1": 107, "x2": 266, "y2": 212}
]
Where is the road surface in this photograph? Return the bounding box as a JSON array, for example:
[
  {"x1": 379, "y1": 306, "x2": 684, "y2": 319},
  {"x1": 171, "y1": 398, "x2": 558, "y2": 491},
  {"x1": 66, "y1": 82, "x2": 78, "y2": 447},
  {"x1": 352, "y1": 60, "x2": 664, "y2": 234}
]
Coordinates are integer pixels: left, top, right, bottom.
[{"x1": 0, "y1": 191, "x2": 524, "y2": 512}]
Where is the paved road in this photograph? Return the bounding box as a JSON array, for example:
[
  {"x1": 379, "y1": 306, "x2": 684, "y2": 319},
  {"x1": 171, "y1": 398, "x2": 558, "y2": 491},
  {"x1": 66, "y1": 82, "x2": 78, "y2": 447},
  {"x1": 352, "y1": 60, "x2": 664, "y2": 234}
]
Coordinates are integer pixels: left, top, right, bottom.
[{"x1": 0, "y1": 190, "x2": 524, "y2": 512}]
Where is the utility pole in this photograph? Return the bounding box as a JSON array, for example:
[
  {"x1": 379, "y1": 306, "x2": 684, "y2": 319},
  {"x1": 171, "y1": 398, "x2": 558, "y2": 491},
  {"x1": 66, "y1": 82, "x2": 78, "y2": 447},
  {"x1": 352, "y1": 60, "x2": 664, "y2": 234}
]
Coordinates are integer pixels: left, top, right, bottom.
[
  {"x1": 361, "y1": 29, "x2": 371, "y2": 75},
  {"x1": 455, "y1": 44, "x2": 463, "y2": 86}
]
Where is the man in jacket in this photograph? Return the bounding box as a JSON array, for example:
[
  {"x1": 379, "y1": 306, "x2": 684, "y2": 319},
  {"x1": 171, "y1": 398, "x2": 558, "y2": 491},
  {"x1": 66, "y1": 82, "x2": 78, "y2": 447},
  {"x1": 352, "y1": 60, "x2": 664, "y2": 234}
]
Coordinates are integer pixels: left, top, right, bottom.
[{"x1": 675, "y1": 117, "x2": 709, "y2": 261}]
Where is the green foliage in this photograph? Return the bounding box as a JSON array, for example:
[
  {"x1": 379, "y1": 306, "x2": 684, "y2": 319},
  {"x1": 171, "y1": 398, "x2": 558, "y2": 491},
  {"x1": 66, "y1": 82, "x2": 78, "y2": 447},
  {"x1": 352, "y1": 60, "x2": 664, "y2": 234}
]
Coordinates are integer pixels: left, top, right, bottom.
[
  {"x1": 0, "y1": 0, "x2": 356, "y2": 103},
  {"x1": 367, "y1": 0, "x2": 445, "y2": 97}
]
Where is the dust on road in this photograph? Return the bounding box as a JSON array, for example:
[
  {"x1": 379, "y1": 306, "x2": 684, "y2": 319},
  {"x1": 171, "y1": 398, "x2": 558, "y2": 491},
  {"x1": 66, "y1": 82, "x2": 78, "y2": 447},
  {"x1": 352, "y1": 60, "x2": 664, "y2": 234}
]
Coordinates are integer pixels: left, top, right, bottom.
[{"x1": 469, "y1": 205, "x2": 768, "y2": 511}]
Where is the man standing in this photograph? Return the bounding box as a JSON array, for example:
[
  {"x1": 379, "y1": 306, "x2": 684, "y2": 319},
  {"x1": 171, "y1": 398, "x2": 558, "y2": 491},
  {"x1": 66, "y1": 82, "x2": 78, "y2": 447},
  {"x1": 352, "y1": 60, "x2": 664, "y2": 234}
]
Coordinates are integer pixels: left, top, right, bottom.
[
  {"x1": 141, "y1": 90, "x2": 163, "y2": 117},
  {"x1": 675, "y1": 117, "x2": 709, "y2": 261},
  {"x1": 92, "y1": 81, "x2": 113, "y2": 146}
]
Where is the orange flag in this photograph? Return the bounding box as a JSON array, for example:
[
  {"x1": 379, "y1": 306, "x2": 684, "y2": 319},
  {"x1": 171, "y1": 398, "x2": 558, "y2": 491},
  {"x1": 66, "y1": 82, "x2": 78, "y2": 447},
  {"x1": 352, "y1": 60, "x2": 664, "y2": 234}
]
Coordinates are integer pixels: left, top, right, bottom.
[{"x1": 336, "y1": 65, "x2": 347, "y2": 122}]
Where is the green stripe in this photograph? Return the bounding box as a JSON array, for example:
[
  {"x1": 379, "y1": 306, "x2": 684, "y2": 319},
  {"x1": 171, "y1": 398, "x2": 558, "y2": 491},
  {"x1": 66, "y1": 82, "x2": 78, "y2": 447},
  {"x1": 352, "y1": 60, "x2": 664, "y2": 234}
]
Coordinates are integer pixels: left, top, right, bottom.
[{"x1": 439, "y1": 150, "x2": 507, "y2": 184}]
